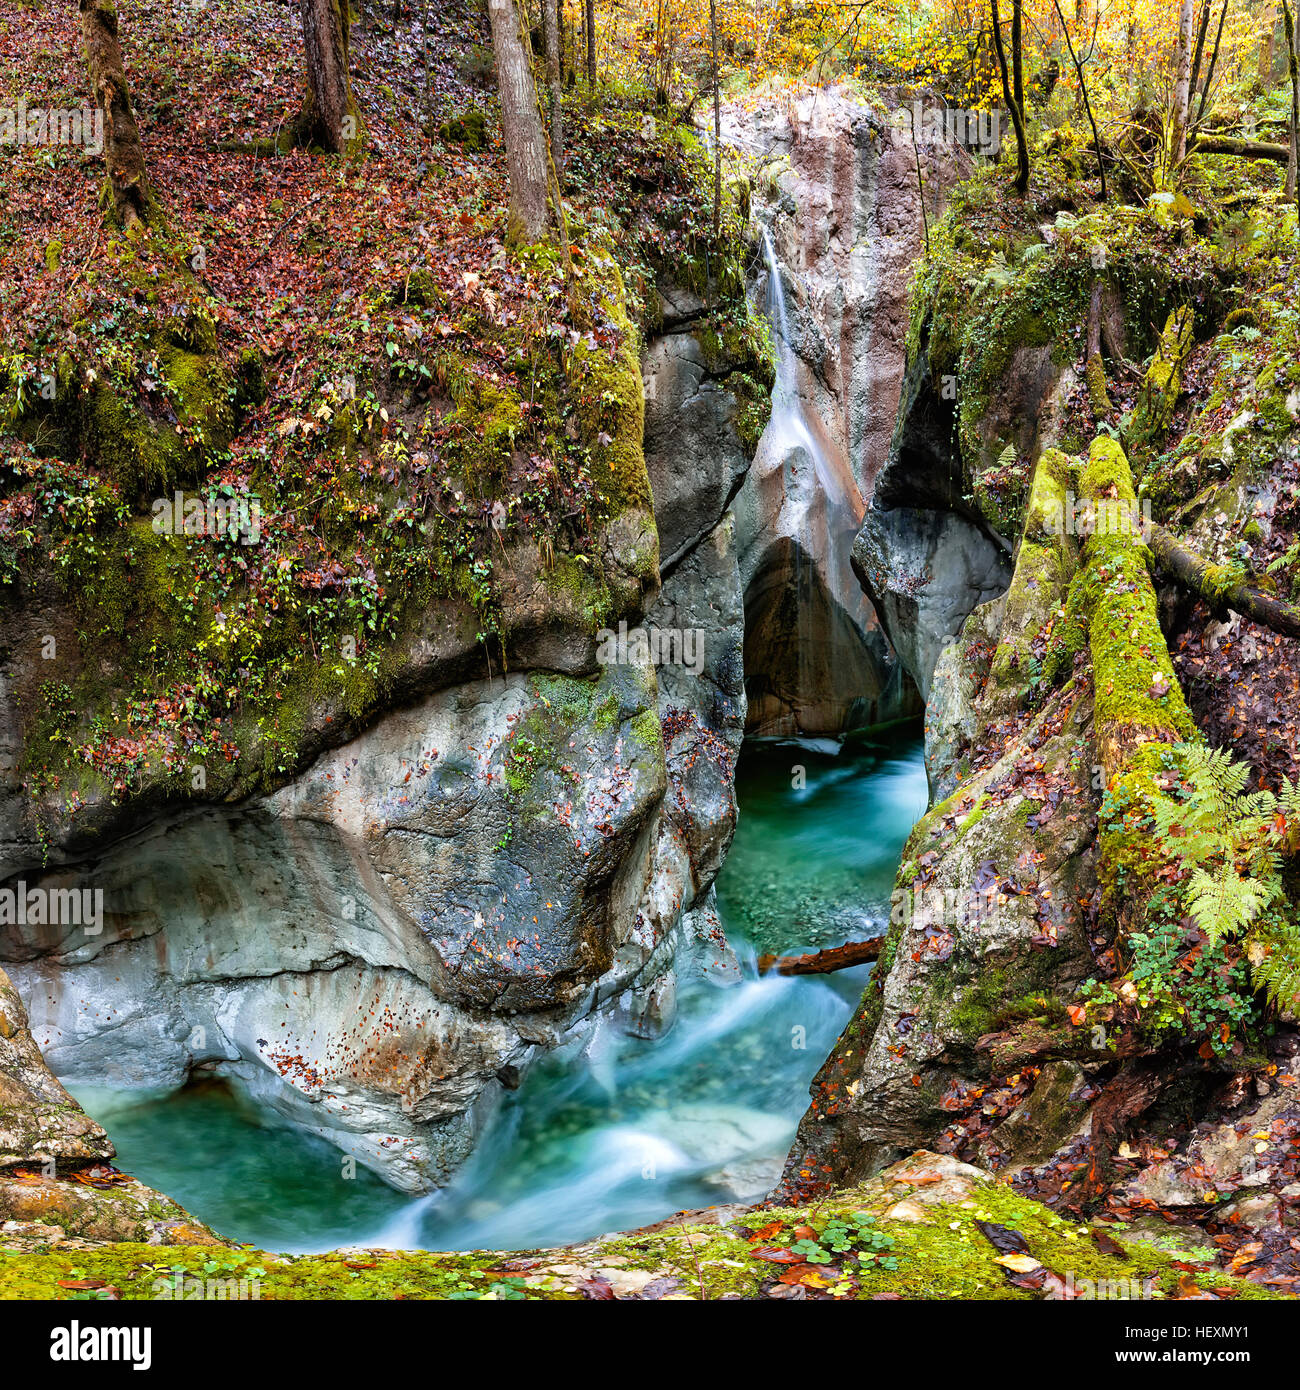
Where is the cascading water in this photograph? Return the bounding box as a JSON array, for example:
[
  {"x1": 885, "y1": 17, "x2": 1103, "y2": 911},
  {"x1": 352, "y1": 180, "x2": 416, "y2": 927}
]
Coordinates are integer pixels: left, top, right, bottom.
[
  {"x1": 760, "y1": 227, "x2": 857, "y2": 516},
  {"x1": 73, "y1": 735, "x2": 927, "y2": 1253},
  {"x1": 743, "y1": 227, "x2": 871, "y2": 743}
]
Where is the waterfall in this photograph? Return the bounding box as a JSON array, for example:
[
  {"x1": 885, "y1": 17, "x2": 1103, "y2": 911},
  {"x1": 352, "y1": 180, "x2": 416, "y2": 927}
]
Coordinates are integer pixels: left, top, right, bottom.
[
  {"x1": 755, "y1": 225, "x2": 850, "y2": 741},
  {"x1": 759, "y1": 226, "x2": 846, "y2": 511}
]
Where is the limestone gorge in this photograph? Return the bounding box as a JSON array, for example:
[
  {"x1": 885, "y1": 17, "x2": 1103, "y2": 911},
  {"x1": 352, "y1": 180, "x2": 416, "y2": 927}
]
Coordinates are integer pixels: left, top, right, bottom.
[{"x1": 1, "y1": 0, "x2": 1300, "y2": 1342}]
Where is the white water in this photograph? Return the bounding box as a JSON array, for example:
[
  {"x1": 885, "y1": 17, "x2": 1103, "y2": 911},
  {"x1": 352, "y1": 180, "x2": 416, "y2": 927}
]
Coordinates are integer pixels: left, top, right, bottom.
[{"x1": 760, "y1": 225, "x2": 849, "y2": 512}]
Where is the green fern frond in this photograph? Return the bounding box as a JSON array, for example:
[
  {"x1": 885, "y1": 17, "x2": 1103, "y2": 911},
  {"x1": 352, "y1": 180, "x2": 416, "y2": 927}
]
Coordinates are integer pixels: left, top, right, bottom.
[{"x1": 1252, "y1": 912, "x2": 1300, "y2": 1014}]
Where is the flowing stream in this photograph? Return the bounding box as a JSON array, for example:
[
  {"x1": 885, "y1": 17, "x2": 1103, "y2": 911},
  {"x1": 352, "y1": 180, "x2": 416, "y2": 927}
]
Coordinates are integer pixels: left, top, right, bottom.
[{"x1": 74, "y1": 731, "x2": 924, "y2": 1254}]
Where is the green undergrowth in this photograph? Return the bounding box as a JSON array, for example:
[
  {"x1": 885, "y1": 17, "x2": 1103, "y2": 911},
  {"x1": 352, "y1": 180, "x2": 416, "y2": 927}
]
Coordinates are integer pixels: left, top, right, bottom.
[
  {"x1": 1064, "y1": 436, "x2": 1300, "y2": 1051},
  {"x1": 904, "y1": 129, "x2": 1295, "y2": 527},
  {"x1": 1, "y1": 88, "x2": 770, "y2": 831}
]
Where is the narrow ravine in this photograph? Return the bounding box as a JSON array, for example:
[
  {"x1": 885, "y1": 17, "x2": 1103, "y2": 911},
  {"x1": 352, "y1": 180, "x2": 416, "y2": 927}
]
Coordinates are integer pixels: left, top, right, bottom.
[{"x1": 72, "y1": 731, "x2": 925, "y2": 1253}]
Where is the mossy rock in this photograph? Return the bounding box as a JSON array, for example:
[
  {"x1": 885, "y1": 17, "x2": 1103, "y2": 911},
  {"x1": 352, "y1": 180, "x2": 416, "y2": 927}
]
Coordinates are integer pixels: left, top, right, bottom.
[{"x1": 438, "y1": 109, "x2": 487, "y2": 151}]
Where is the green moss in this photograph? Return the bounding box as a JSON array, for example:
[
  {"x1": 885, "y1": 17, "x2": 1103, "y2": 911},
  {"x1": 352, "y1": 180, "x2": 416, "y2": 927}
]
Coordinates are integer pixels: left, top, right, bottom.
[
  {"x1": 437, "y1": 108, "x2": 487, "y2": 151},
  {"x1": 1085, "y1": 351, "x2": 1112, "y2": 413},
  {"x1": 1079, "y1": 437, "x2": 1197, "y2": 745},
  {"x1": 950, "y1": 967, "x2": 1012, "y2": 1041},
  {"x1": 565, "y1": 250, "x2": 652, "y2": 516},
  {"x1": 398, "y1": 267, "x2": 444, "y2": 308},
  {"x1": 541, "y1": 553, "x2": 616, "y2": 630},
  {"x1": 629, "y1": 706, "x2": 662, "y2": 756},
  {"x1": 692, "y1": 306, "x2": 776, "y2": 459},
  {"x1": 1134, "y1": 305, "x2": 1196, "y2": 443},
  {"x1": 1, "y1": 1175, "x2": 1277, "y2": 1301}
]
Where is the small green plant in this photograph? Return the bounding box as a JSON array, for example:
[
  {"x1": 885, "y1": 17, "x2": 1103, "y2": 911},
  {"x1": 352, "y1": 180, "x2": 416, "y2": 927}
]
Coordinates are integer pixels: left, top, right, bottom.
[
  {"x1": 794, "y1": 1211, "x2": 901, "y2": 1274},
  {"x1": 1147, "y1": 744, "x2": 1300, "y2": 1017}
]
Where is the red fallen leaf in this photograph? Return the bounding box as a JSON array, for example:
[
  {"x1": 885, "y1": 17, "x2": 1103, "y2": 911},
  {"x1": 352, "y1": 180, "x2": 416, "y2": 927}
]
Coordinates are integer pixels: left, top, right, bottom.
[
  {"x1": 578, "y1": 1277, "x2": 616, "y2": 1300},
  {"x1": 1067, "y1": 1004, "x2": 1088, "y2": 1026},
  {"x1": 750, "y1": 1247, "x2": 803, "y2": 1263},
  {"x1": 1093, "y1": 1230, "x2": 1127, "y2": 1258},
  {"x1": 890, "y1": 1167, "x2": 941, "y2": 1184},
  {"x1": 871, "y1": 1292, "x2": 904, "y2": 1300},
  {"x1": 748, "y1": 1221, "x2": 784, "y2": 1242},
  {"x1": 57, "y1": 1279, "x2": 106, "y2": 1290},
  {"x1": 791, "y1": 1225, "x2": 817, "y2": 1242},
  {"x1": 344, "y1": 1261, "x2": 378, "y2": 1270}
]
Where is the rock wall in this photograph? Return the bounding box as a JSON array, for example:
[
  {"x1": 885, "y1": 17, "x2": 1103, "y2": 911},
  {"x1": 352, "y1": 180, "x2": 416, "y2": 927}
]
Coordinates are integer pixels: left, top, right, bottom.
[
  {"x1": 852, "y1": 349, "x2": 1013, "y2": 706},
  {"x1": 721, "y1": 87, "x2": 968, "y2": 740}
]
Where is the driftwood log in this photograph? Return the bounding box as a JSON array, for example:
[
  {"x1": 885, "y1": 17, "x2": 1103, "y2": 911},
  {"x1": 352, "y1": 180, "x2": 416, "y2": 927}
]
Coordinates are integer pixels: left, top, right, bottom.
[{"x1": 756, "y1": 938, "x2": 883, "y2": 977}]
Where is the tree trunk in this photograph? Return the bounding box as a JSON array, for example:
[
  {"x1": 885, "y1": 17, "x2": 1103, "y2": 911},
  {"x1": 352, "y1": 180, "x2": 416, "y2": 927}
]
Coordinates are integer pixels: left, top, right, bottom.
[
  {"x1": 1285, "y1": 0, "x2": 1300, "y2": 203},
  {"x1": 298, "y1": 0, "x2": 359, "y2": 152},
  {"x1": 710, "y1": 0, "x2": 720, "y2": 239},
  {"x1": 1195, "y1": 0, "x2": 1231, "y2": 123},
  {"x1": 1189, "y1": 134, "x2": 1291, "y2": 159},
  {"x1": 757, "y1": 939, "x2": 883, "y2": 977},
  {"x1": 543, "y1": 0, "x2": 563, "y2": 181},
  {"x1": 487, "y1": 0, "x2": 551, "y2": 242},
  {"x1": 991, "y1": 0, "x2": 1030, "y2": 194},
  {"x1": 1010, "y1": 0, "x2": 1030, "y2": 193},
  {"x1": 1053, "y1": 0, "x2": 1106, "y2": 198},
  {"x1": 1086, "y1": 281, "x2": 1112, "y2": 413},
  {"x1": 78, "y1": 0, "x2": 153, "y2": 227},
  {"x1": 1188, "y1": 0, "x2": 1213, "y2": 101},
  {"x1": 1260, "y1": 2, "x2": 1278, "y2": 83},
  {"x1": 586, "y1": 0, "x2": 596, "y2": 82},
  {"x1": 1171, "y1": 0, "x2": 1195, "y2": 169}
]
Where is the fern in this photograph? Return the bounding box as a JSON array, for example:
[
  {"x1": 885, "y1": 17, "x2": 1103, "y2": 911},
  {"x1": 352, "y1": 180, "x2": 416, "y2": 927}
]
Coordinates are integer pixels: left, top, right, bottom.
[
  {"x1": 1149, "y1": 744, "x2": 1300, "y2": 1000},
  {"x1": 1250, "y1": 911, "x2": 1300, "y2": 1014},
  {"x1": 1186, "y1": 864, "x2": 1278, "y2": 944}
]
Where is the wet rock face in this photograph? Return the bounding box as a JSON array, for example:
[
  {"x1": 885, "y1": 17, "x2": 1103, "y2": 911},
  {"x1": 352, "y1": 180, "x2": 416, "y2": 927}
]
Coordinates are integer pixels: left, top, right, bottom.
[
  {"x1": 0, "y1": 967, "x2": 111, "y2": 1170},
  {"x1": 642, "y1": 317, "x2": 753, "y2": 575},
  {"x1": 853, "y1": 505, "x2": 1010, "y2": 705},
  {"x1": 0, "y1": 966, "x2": 218, "y2": 1246},
  {"x1": 722, "y1": 87, "x2": 969, "y2": 739},
  {"x1": 4, "y1": 664, "x2": 667, "y2": 1192},
  {"x1": 742, "y1": 532, "x2": 910, "y2": 737},
  {"x1": 853, "y1": 347, "x2": 1013, "y2": 703}
]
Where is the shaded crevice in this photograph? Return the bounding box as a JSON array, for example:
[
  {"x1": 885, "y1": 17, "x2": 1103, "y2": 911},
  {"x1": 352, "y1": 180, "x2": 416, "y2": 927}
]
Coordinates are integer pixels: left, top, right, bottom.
[{"x1": 852, "y1": 336, "x2": 1015, "y2": 701}]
